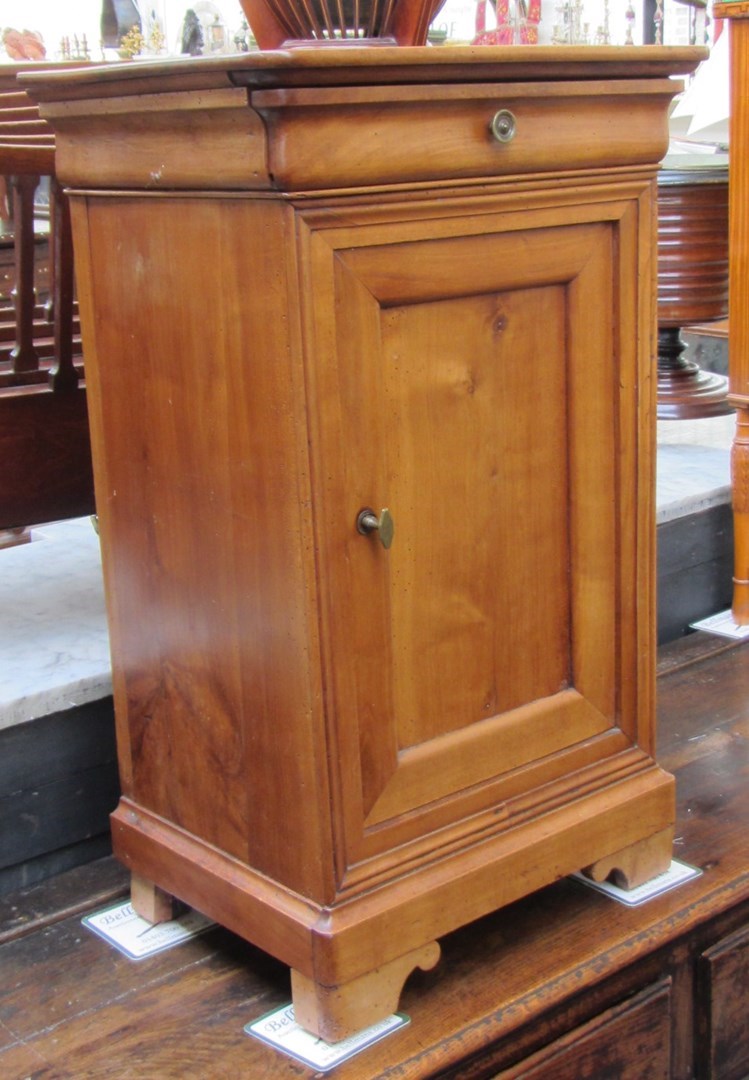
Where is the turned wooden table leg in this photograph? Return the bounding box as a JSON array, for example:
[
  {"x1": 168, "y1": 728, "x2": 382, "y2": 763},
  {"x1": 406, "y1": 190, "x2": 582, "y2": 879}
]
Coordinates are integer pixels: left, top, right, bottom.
[
  {"x1": 291, "y1": 941, "x2": 441, "y2": 1042},
  {"x1": 582, "y1": 826, "x2": 674, "y2": 891},
  {"x1": 9, "y1": 174, "x2": 41, "y2": 375},
  {"x1": 656, "y1": 165, "x2": 730, "y2": 420},
  {"x1": 730, "y1": 403, "x2": 749, "y2": 623},
  {"x1": 47, "y1": 177, "x2": 78, "y2": 393},
  {"x1": 130, "y1": 872, "x2": 178, "y2": 924},
  {"x1": 656, "y1": 326, "x2": 732, "y2": 420}
]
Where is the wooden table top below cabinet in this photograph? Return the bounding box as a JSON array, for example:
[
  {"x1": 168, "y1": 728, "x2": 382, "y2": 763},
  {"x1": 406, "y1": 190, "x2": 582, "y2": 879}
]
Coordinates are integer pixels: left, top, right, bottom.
[
  {"x1": 1, "y1": 635, "x2": 749, "y2": 1078},
  {"x1": 22, "y1": 45, "x2": 706, "y2": 1043}
]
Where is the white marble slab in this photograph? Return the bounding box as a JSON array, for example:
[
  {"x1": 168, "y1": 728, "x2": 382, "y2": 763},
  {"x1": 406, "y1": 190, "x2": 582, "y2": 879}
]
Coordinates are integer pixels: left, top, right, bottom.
[
  {"x1": 656, "y1": 413, "x2": 735, "y2": 449},
  {"x1": 656, "y1": 443, "x2": 731, "y2": 525},
  {"x1": 655, "y1": 413, "x2": 733, "y2": 525},
  {"x1": 0, "y1": 419, "x2": 736, "y2": 732},
  {"x1": 0, "y1": 517, "x2": 112, "y2": 731}
]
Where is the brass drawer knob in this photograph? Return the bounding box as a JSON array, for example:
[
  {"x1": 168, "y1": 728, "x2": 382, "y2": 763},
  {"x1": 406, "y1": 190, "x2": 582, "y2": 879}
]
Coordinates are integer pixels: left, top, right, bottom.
[
  {"x1": 489, "y1": 109, "x2": 517, "y2": 144},
  {"x1": 356, "y1": 507, "x2": 394, "y2": 549}
]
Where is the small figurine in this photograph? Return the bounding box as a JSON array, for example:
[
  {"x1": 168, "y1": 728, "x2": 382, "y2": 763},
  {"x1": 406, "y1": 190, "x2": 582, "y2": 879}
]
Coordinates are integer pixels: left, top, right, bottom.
[
  {"x1": 233, "y1": 16, "x2": 251, "y2": 51},
  {"x1": 146, "y1": 8, "x2": 166, "y2": 54},
  {"x1": 181, "y1": 9, "x2": 204, "y2": 55}
]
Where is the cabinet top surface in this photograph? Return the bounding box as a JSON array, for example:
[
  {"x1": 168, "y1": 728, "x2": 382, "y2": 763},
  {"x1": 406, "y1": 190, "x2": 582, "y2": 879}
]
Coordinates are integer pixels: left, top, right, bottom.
[{"x1": 21, "y1": 45, "x2": 705, "y2": 100}]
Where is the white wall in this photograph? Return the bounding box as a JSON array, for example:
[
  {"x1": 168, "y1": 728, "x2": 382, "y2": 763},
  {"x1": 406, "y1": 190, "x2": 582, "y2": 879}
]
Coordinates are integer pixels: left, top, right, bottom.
[
  {"x1": 0, "y1": 0, "x2": 715, "y2": 58},
  {"x1": 2, "y1": 1, "x2": 101, "y2": 57},
  {"x1": 1, "y1": 1, "x2": 251, "y2": 59}
]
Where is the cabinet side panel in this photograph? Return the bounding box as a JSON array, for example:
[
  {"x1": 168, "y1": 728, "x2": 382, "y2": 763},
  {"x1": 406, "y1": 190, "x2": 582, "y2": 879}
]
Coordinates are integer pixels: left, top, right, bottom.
[
  {"x1": 76, "y1": 195, "x2": 332, "y2": 899},
  {"x1": 70, "y1": 197, "x2": 134, "y2": 796}
]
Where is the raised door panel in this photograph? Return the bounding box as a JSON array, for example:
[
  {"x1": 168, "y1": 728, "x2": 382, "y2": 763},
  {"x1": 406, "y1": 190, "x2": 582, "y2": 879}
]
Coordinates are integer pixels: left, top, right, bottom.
[
  {"x1": 493, "y1": 979, "x2": 672, "y2": 1079},
  {"x1": 299, "y1": 188, "x2": 651, "y2": 879},
  {"x1": 697, "y1": 922, "x2": 749, "y2": 1079}
]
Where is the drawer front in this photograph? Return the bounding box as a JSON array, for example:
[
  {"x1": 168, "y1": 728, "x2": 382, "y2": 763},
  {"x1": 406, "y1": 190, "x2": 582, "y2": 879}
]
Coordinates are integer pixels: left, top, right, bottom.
[
  {"x1": 494, "y1": 979, "x2": 672, "y2": 1080},
  {"x1": 253, "y1": 79, "x2": 675, "y2": 190},
  {"x1": 698, "y1": 922, "x2": 749, "y2": 1080}
]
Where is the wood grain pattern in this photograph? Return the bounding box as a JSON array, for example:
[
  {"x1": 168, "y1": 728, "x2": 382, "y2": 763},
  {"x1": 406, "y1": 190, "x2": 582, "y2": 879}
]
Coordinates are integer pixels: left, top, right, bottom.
[
  {"x1": 657, "y1": 171, "x2": 729, "y2": 328},
  {"x1": 0, "y1": 387, "x2": 94, "y2": 528},
  {"x1": 494, "y1": 979, "x2": 673, "y2": 1079},
  {"x1": 299, "y1": 197, "x2": 652, "y2": 868},
  {"x1": 697, "y1": 922, "x2": 749, "y2": 1080},
  {"x1": 291, "y1": 940, "x2": 441, "y2": 1042},
  {"x1": 583, "y1": 826, "x2": 675, "y2": 890},
  {"x1": 21, "y1": 49, "x2": 705, "y2": 192},
  {"x1": 0, "y1": 855, "x2": 127, "y2": 946},
  {"x1": 131, "y1": 872, "x2": 176, "y2": 924},
  {"x1": 21, "y1": 45, "x2": 705, "y2": 100},
  {"x1": 27, "y1": 49, "x2": 702, "y2": 1039},
  {"x1": 72, "y1": 195, "x2": 333, "y2": 899}
]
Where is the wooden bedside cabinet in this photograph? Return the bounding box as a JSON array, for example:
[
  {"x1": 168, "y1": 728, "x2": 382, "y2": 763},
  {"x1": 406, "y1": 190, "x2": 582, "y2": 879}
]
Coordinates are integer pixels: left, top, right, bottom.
[{"x1": 25, "y1": 45, "x2": 704, "y2": 1041}]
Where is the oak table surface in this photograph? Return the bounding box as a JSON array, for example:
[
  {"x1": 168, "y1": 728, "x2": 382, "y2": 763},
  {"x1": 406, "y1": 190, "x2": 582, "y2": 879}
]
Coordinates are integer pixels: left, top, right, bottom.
[{"x1": 0, "y1": 635, "x2": 747, "y2": 1078}]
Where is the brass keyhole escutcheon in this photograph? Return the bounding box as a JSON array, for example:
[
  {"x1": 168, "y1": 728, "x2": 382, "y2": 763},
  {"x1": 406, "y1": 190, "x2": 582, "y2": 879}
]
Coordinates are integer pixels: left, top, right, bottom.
[
  {"x1": 356, "y1": 507, "x2": 394, "y2": 549},
  {"x1": 489, "y1": 109, "x2": 517, "y2": 144}
]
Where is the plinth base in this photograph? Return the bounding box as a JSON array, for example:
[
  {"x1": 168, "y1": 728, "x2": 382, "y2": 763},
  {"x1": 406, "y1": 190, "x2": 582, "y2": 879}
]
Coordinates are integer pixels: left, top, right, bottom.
[{"x1": 117, "y1": 753, "x2": 675, "y2": 1041}]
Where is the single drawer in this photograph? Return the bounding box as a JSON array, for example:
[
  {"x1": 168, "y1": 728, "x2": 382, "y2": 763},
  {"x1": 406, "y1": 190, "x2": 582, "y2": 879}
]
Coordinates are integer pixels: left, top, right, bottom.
[{"x1": 252, "y1": 78, "x2": 677, "y2": 191}]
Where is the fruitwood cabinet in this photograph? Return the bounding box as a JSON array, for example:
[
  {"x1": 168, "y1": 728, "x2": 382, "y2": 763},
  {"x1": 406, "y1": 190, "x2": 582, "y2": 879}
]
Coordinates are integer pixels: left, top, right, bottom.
[{"x1": 24, "y1": 45, "x2": 703, "y2": 1040}]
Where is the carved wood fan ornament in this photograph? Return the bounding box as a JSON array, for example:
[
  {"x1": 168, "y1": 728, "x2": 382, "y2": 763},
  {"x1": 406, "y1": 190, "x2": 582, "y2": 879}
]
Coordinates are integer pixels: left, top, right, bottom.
[{"x1": 238, "y1": 0, "x2": 446, "y2": 46}]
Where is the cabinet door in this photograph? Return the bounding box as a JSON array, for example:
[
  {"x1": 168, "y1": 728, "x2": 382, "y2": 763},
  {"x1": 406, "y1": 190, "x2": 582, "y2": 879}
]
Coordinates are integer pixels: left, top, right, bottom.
[{"x1": 299, "y1": 188, "x2": 653, "y2": 872}]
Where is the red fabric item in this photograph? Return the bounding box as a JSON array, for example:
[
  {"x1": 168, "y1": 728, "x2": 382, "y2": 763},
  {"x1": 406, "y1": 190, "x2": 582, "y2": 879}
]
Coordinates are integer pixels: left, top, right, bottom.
[{"x1": 472, "y1": 0, "x2": 540, "y2": 45}]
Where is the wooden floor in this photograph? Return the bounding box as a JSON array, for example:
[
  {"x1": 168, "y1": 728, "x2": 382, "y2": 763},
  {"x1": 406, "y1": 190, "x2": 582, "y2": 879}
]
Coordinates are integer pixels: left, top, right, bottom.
[{"x1": 1, "y1": 631, "x2": 749, "y2": 1078}]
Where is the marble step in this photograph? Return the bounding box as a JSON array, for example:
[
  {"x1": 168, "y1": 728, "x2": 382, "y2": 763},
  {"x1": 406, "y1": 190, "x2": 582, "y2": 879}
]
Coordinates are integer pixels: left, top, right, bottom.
[{"x1": 656, "y1": 413, "x2": 734, "y2": 645}]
